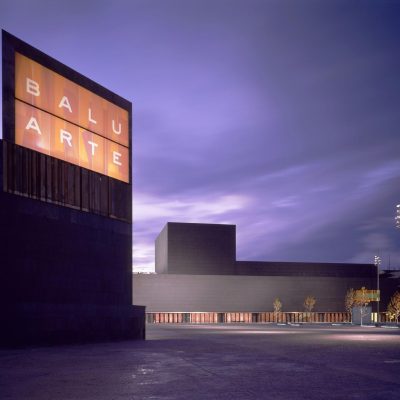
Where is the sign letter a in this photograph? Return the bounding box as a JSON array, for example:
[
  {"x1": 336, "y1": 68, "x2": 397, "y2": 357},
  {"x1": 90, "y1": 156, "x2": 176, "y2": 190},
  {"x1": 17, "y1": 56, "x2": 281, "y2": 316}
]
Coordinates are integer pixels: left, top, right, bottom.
[
  {"x1": 58, "y1": 96, "x2": 72, "y2": 113},
  {"x1": 25, "y1": 117, "x2": 42, "y2": 135}
]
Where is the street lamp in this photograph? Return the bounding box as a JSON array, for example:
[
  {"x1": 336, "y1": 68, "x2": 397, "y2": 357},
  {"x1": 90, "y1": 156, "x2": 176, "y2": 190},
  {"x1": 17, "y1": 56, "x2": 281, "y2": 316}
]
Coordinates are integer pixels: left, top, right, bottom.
[
  {"x1": 374, "y1": 255, "x2": 381, "y2": 324},
  {"x1": 396, "y1": 204, "x2": 400, "y2": 228}
]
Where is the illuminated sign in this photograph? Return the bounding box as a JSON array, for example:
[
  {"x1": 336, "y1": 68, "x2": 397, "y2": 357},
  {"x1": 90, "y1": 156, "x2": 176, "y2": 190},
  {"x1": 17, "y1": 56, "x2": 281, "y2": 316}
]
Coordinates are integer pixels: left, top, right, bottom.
[
  {"x1": 14, "y1": 53, "x2": 129, "y2": 183},
  {"x1": 355, "y1": 288, "x2": 380, "y2": 303}
]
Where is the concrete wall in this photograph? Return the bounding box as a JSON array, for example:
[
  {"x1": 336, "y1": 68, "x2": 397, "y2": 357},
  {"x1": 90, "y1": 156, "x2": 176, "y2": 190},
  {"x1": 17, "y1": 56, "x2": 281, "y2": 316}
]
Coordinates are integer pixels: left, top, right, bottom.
[
  {"x1": 133, "y1": 274, "x2": 375, "y2": 312},
  {"x1": 236, "y1": 261, "x2": 376, "y2": 277},
  {"x1": 156, "y1": 222, "x2": 376, "y2": 278},
  {"x1": 155, "y1": 224, "x2": 168, "y2": 274},
  {"x1": 0, "y1": 190, "x2": 132, "y2": 307},
  {"x1": 0, "y1": 188, "x2": 145, "y2": 345},
  {"x1": 164, "y1": 222, "x2": 236, "y2": 275}
]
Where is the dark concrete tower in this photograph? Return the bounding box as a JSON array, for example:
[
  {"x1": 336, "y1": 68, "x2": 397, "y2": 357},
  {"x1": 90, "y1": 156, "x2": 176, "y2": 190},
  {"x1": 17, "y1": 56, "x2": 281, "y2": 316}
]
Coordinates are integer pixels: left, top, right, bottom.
[
  {"x1": 1, "y1": 31, "x2": 144, "y2": 346},
  {"x1": 156, "y1": 222, "x2": 236, "y2": 275}
]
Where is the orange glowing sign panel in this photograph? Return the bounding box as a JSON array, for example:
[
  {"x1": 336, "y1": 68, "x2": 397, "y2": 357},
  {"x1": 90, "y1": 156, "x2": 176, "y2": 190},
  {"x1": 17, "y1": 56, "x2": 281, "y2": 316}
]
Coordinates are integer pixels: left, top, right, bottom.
[{"x1": 14, "y1": 53, "x2": 129, "y2": 183}]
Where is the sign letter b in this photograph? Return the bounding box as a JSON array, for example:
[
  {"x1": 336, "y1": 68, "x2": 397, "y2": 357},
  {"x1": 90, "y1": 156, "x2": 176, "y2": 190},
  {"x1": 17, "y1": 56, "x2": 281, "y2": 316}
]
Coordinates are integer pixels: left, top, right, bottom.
[{"x1": 26, "y1": 78, "x2": 40, "y2": 97}]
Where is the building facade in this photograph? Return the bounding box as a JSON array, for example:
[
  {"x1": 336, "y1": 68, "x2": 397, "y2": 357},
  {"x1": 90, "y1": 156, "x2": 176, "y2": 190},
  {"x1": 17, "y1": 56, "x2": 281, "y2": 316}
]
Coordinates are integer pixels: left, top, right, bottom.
[
  {"x1": 133, "y1": 222, "x2": 377, "y2": 313},
  {"x1": 1, "y1": 31, "x2": 144, "y2": 345}
]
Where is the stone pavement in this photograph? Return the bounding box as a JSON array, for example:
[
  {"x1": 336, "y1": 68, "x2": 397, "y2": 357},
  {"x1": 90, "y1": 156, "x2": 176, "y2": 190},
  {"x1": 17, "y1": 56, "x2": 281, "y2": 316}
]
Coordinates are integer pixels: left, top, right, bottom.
[{"x1": 1, "y1": 324, "x2": 400, "y2": 399}]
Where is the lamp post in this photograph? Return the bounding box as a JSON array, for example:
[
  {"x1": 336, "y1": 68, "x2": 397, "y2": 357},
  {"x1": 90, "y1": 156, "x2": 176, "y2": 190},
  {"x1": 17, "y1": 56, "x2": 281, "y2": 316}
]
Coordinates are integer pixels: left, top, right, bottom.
[{"x1": 374, "y1": 255, "x2": 381, "y2": 324}]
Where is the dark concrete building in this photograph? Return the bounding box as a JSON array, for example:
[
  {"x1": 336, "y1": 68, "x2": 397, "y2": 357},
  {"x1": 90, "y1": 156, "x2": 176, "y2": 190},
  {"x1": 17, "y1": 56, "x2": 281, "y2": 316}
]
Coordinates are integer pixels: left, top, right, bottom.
[
  {"x1": 1, "y1": 31, "x2": 144, "y2": 345},
  {"x1": 134, "y1": 222, "x2": 377, "y2": 312},
  {"x1": 155, "y1": 222, "x2": 236, "y2": 275}
]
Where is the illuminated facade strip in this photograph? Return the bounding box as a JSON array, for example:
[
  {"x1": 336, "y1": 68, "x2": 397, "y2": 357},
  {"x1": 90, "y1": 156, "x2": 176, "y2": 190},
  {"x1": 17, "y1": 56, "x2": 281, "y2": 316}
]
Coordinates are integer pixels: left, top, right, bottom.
[
  {"x1": 15, "y1": 100, "x2": 129, "y2": 183},
  {"x1": 14, "y1": 52, "x2": 130, "y2": 183}
]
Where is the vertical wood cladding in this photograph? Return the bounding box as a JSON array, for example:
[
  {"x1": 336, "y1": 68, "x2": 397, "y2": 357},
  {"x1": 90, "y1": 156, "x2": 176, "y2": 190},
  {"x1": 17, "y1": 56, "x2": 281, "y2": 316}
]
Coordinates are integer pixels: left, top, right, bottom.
[{"x1": 2, "y1": 140, "x2": 131, "y2": 222}]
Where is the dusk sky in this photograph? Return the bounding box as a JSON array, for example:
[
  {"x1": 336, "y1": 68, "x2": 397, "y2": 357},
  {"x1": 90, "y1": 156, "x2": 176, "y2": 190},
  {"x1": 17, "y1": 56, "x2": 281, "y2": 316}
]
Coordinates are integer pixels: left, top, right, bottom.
[{"x1": 1, "y1": 1, "x2": 399, "y2": 272}]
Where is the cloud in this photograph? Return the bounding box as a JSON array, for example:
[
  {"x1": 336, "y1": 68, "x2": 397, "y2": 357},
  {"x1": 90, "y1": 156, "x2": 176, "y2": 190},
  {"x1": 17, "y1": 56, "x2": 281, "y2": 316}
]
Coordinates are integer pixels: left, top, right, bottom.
[
  {"x1": 133, "y1": 193, "x2": 250, "y2": 222},
  {"x1": 360, "y1": 161, "x2": 400, "y2": 191},
  {"x1": 271, "y1": 196, "x2": 299, "y2": 208},
  {"x1": 132, "y1": 243, "x2": 156, "y2": 273}
]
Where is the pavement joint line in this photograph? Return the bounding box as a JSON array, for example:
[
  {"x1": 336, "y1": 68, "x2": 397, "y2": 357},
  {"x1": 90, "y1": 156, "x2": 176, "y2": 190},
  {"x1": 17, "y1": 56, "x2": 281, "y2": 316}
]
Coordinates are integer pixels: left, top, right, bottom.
[{"x1": 176, "y1": 355, "x2": 222, "y2": 378}]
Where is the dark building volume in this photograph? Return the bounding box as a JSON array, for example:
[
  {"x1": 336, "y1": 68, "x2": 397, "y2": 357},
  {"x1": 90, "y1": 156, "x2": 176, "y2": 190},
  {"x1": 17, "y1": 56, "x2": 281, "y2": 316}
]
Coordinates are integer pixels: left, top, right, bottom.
[
  {"x1": 1, "y1": 31, "x2": 144, "y2": 346},
  {"x1": 134, "y1": 222, "x2": 378, "y2": 313}
]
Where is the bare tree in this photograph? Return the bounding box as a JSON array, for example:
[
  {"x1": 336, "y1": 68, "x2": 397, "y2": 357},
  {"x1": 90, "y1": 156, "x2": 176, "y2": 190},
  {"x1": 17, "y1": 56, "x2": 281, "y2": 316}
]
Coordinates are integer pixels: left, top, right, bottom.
[
  {"x1": 304, "y1": 295, "x2": 316, "y2": 312},
  {"x1": 387, "y1": 291, "x2": 400, "y2": 323},
  {"x1": 345, "y1": 288, "x2": 356, "y2": 323},
  {"x1": 354, "y1": 287, "x2": 370, "y2": 326},
  {"x1": 303, "y1": 295, "x2": 316, "y2": 321},
  {"x1": 273, "y1": 298, "x2": 282, "y2": 322}
]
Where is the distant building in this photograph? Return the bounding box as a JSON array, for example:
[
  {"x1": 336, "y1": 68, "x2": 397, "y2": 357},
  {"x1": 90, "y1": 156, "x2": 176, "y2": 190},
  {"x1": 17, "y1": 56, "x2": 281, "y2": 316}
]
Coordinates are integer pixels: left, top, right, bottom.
[{"x1": 133, "y1": 222, "x2": 377, "y2": 312}]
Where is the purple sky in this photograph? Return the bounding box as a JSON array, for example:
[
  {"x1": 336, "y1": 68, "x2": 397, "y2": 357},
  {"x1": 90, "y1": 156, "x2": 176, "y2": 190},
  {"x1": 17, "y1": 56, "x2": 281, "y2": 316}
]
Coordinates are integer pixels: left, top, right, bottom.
[{"x1": 1, "y1": 1, "x2": 399, "y2": 272}]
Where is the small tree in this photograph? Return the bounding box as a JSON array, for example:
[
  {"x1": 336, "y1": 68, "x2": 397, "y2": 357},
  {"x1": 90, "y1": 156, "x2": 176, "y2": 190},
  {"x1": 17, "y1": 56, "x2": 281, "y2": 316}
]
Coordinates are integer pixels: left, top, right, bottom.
[
  {"x1": 303, "y1": 295, "x2": 316, "y2": 321},
  {"x1": 387, "y1": 291, "x2": 400, "y2": 323},
  {"x1": 354, "y1": 287, "x2": 370, "y2": 326},
  {"x1": 273, "y1": 298, "x2": 282, "y2": 322},
  {"x1": 304, "y1": 295, "x2": 316, "y2": 312},
  {"x1": 345, "y1": 288, "x2": 356, "y2": 323}
]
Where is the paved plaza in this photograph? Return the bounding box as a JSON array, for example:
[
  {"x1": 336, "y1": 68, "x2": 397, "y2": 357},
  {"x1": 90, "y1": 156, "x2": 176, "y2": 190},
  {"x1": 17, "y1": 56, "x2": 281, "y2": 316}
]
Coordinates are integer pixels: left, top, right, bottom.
[{"x1": 1, "y1": 324, "x2": 400, "y2": 399}]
